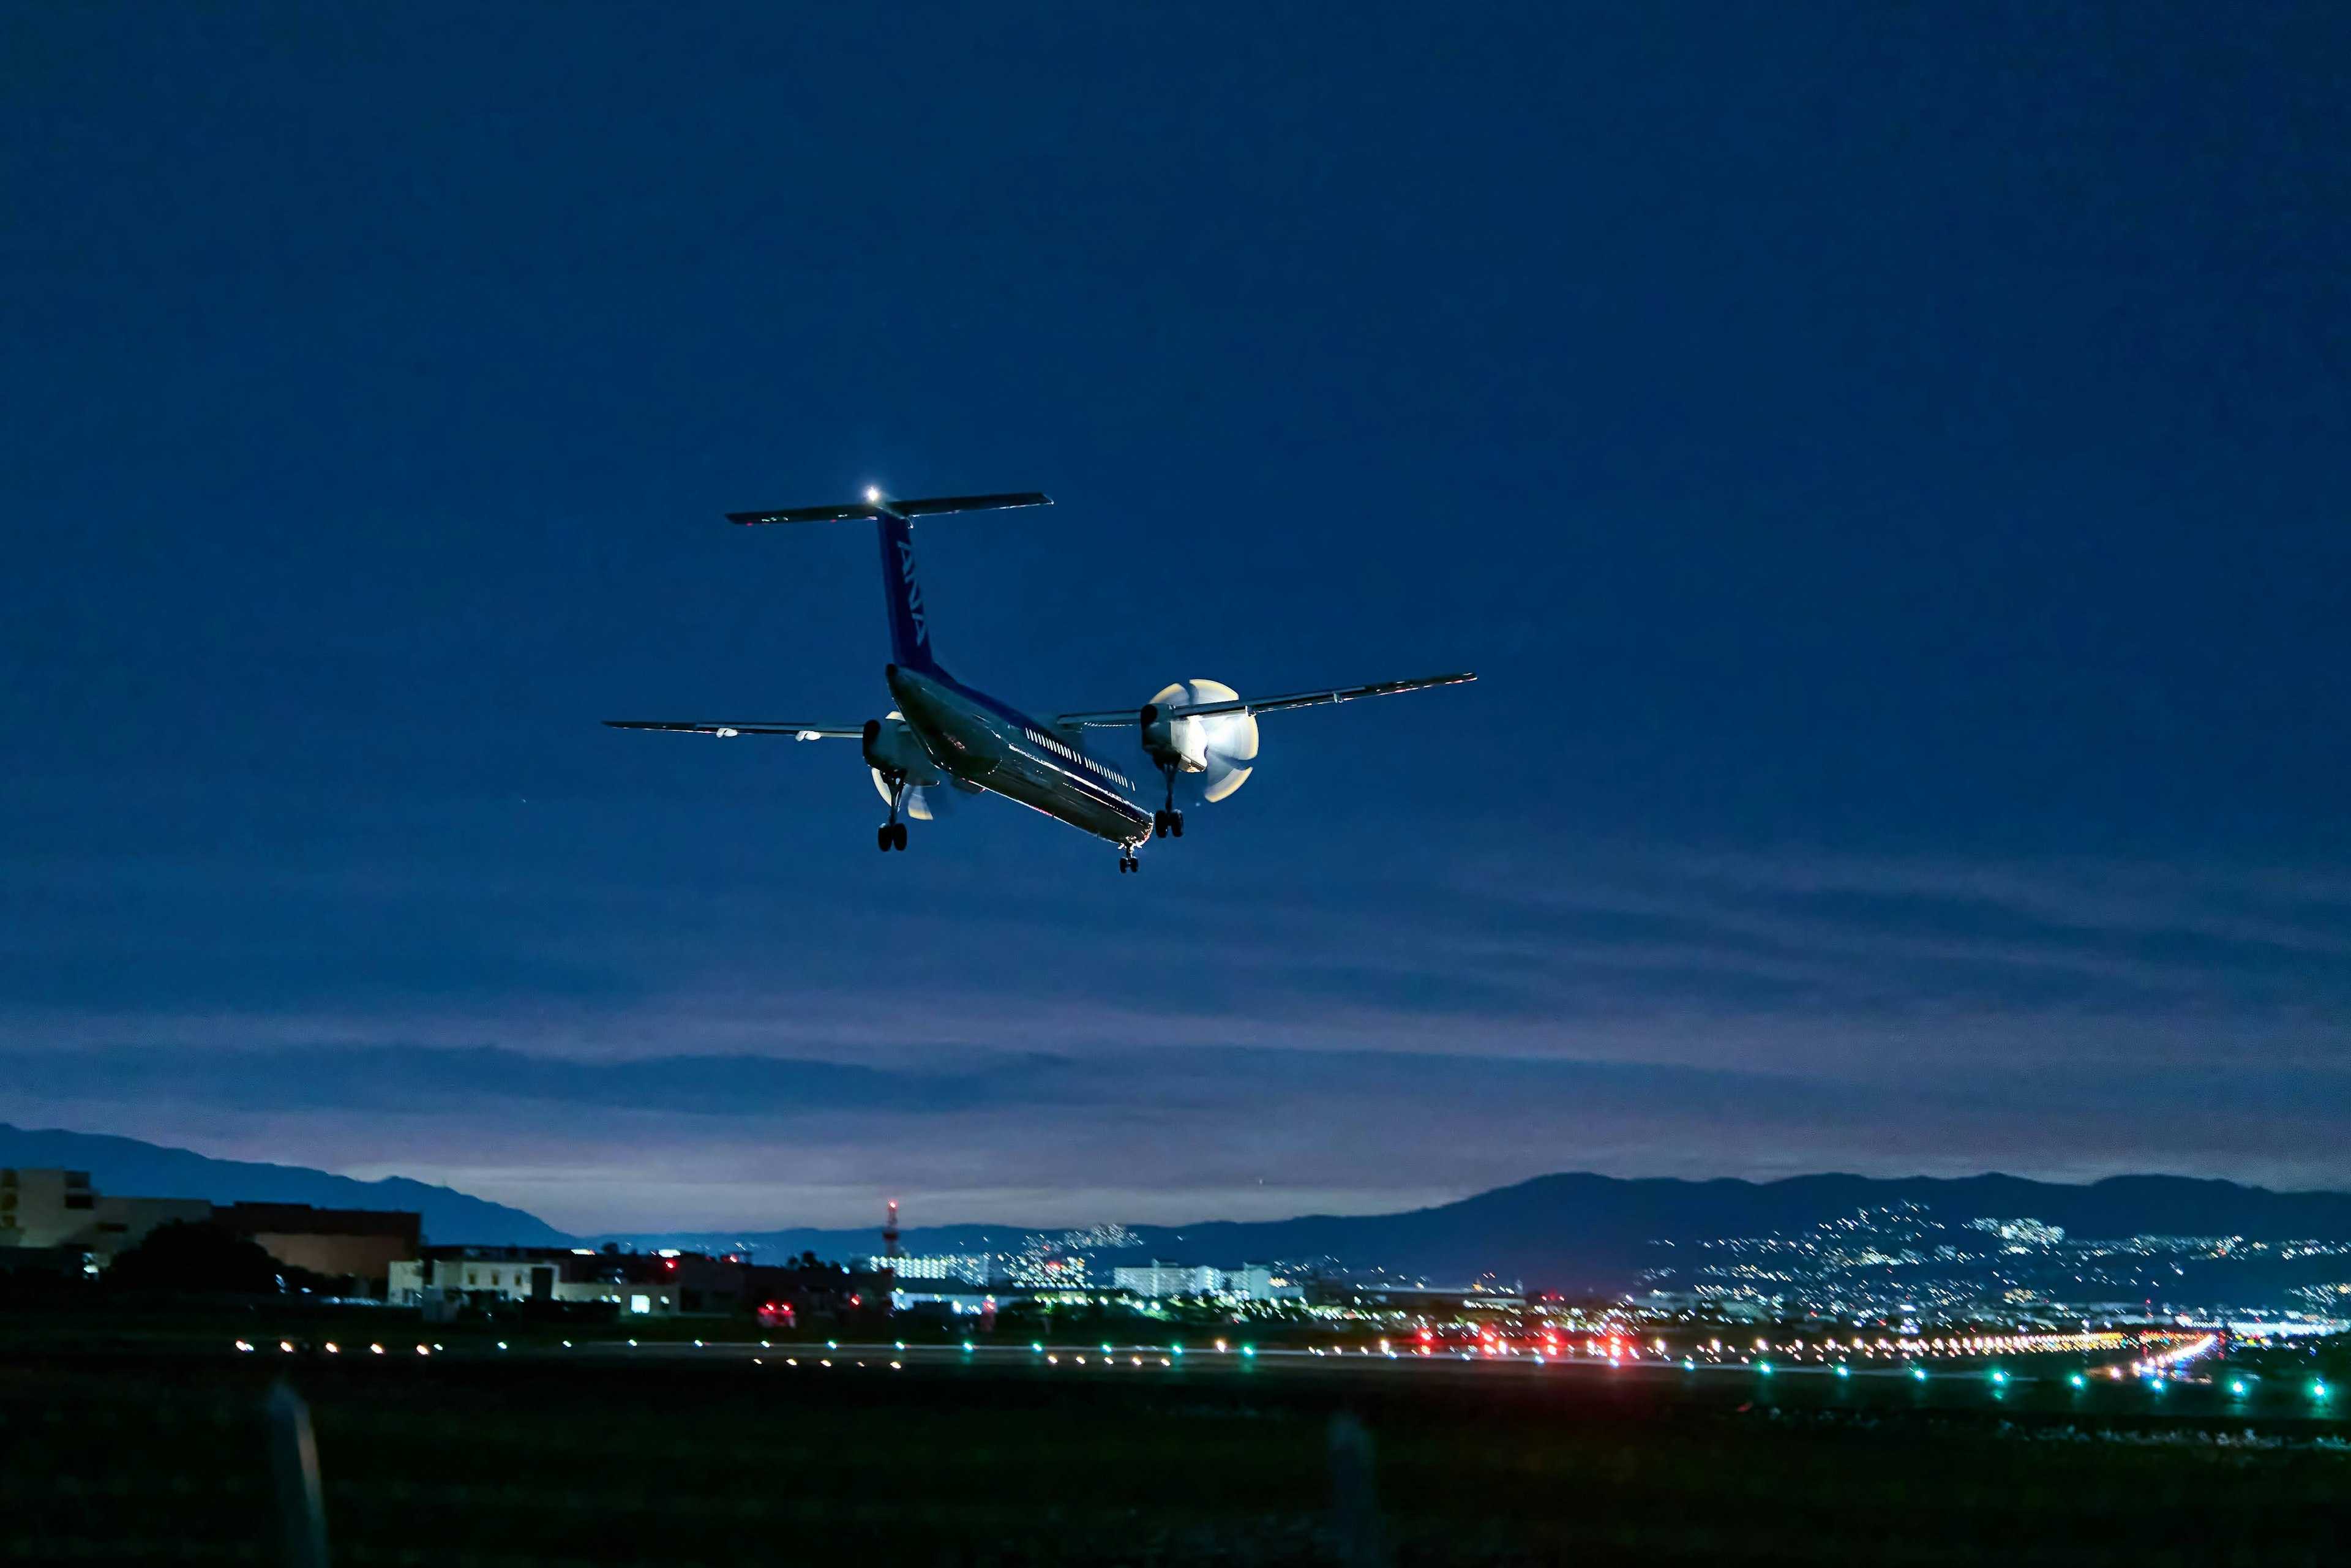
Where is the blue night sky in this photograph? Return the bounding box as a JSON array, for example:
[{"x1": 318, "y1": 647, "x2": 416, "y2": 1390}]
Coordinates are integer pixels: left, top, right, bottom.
[{"x1": 4, "y1": 4, "x2": 2349, "y2": 1232}]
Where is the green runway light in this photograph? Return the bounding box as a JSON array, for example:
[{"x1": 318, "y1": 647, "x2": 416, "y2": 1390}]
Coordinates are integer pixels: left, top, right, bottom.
[
  {"x1": 961, "y1": 1341, "x2": 973, "y2": 1352},
  {"x1": 1834, "y1": 1364, "x2": 1850, "y2": 1378},
  {"x1": 2229, "y1": 1379, "x2": 2248, "y2": 1395},
  {"x1": 1757, "y1": 1361, "x2": 1773, "y2": 1375},
  {"x1": 1910, "y1": 1367, "x2": 1927, "y2": 1381},
  {"x1": 1241, "y1": 1345, "x2": 1256, "y2": 1357},
  {"x1": 1682, "y1": 1358, "x2": 1696, "y2": 1370},
  {"x1": 1030, "y1": 1341, "x2": 1043, "y2": 1352},
  {"x1": 2312, "y1": 1381, "x2": 2330, "y2": 1400},
  {"x1": 1990, "y1": 1369, "x2": 2008, "y2": 1384},
  {"x1": 2068, "y1": 1373, "x2": 2086, "y2": 1388}
]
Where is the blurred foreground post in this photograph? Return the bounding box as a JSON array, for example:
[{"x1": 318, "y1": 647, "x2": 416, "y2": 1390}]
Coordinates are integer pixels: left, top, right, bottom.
[
  {"x1": 264, "y1": 1381, "x2": 330, "y2": 1568},
  {"x1": 1328, "y1": 1411, "x2": 1387, "y2": 1568}
]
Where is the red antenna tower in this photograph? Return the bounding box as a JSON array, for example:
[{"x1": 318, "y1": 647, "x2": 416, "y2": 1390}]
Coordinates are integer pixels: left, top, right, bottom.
[{"x1": 882, "y1": 1198, "x2": 902, "y2": 1258}]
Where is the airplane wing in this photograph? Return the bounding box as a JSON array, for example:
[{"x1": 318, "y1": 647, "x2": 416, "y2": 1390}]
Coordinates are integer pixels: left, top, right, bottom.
[
  {"x1": 604, "y1": 721, "x2": 866, "y2": 739},
  {"x1": 1056, "y1": 672, "x2": 1475, "y2": 728}
]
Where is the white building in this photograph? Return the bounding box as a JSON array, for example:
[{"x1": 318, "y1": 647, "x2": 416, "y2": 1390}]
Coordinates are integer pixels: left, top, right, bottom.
[
  {"x1": 1116, "y1": 1261, "x2": 1223, "y2": 1297},
  {"x1": 388, "y1": 1252, "x2": 681, "y2": 1316},
  {"x1": 880, "y1": 1253, "x2": 1002, "y2": 1286},
  {"x1": 1114, "y1": 1261, "x2": 1302, "y2": 1302}
]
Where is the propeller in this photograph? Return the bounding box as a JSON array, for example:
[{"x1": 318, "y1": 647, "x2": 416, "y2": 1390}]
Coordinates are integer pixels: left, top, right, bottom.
[
  {"x1": 868, "y1": 711, "x2": 970, "y2": 821},
  {"x1": 870, "y1": 771, "x2": 968, "y2": 822},
  {"x1": 1146, "y1": 680, "x2": 1261, "y2": 802}
]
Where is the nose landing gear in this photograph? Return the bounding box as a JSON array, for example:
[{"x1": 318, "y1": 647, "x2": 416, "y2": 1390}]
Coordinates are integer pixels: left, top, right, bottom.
[{"x1": 1117, "y1": 853, "x2": 1139, "y2": 873}]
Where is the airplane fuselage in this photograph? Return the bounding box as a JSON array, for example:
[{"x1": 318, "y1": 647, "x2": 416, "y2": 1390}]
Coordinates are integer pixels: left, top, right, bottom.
[
  {"x1": 886, "y1": 664, "x2": 1154, "y2": 846},
  {"x1": 607, "y1": 488, "x2": 1470, "y2": 871}
]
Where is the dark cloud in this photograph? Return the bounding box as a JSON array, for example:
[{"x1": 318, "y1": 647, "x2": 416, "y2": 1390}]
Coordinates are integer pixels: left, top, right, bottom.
[{"x1": 3, "y1": 5, "x2": 2348, "y2": 1226}]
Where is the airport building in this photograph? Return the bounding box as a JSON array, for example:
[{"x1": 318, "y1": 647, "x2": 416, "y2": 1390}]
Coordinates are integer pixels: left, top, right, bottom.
[
  {"x1": 391, "y1": 1245, "x2": 894, "y2": 1322},
  {"x1": 1, "y1": 1168, "x2": 212, "y2": 1260},
  {"x1": 0, "y1": 1168, "x2": 421, "y2": 1287},
  {"x1": 391, "y1": 1247, "x2": 688, "y2": 1316},
  {"x1": 216, "y1": 1202, "x2": 421, "y2": 1288}
]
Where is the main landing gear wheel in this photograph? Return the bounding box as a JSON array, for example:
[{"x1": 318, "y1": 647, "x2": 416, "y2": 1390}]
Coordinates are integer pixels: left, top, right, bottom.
[
  {"x1": 877, "y1": 770, "x2": 910, "y2": 851},
  {"x1": 1153, "y1": 763, "x2": 1185, "y2": 839}
]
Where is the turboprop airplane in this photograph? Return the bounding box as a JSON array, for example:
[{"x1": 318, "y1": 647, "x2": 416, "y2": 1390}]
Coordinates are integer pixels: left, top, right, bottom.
[{"x1": 606, "y1": 489, "x2": 1473, "y2": 872}]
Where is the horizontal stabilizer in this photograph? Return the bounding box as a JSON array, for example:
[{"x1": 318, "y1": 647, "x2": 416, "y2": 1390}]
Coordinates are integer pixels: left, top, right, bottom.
[
  {"x1": 1058, "y1": 671, "x2": 1475, "y2": 728},
  {"x1": 604, "y1": 720, "x2": 864, "y2": 738},
  {"x1": 729, "y1": 492, "x2": 1051, "y2": 526}
]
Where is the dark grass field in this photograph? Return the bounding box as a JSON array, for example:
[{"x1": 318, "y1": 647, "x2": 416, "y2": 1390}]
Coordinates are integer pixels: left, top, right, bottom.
[{"x1": 6, "y1": 1321, "x2": 2349, "y2": 1568}]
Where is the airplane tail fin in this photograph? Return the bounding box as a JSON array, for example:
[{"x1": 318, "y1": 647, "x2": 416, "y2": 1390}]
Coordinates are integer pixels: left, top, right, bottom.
[{"x1": 728, "y1": 490, "x2": 1051, "y2": 675}]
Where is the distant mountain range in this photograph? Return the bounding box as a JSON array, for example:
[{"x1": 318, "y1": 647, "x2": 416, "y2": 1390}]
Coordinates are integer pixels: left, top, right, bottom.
[
  {"x1": 9, "y1": 1123, "x2": 2349, "y2": 1294},
  {"x1": 0, "y1": 1123, "x2": 568, "y2": 1245},
  {"x1": 606, "y1": 1172, "x2": 2351, "y2": 1296}
]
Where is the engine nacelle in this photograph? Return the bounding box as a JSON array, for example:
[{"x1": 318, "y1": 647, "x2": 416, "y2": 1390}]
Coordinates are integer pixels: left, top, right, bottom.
[
  {"x1": 862, "y1": 713, "x2": 941, "y2": 783},
  {"x1": 1139, "y1": 680, "x2": 1259, "y2": 801}
]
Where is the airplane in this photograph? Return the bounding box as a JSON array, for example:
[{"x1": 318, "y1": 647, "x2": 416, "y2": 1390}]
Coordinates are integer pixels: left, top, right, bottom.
[{"x1": 606, "y1": 489, "x2": 1473, "y2": 872}]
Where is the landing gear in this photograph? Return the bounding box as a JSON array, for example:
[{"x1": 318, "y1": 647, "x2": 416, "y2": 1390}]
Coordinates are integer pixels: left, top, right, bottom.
[
  {"x1": 877, "y1": 770, "x2": 910, "y2": 852},
  {"x1": 1117, "y1": 853, "x2": 1139, "y2": 874},
  {"x1": 1152, "y1": 763, "x2": 1184, "y2": 839}
]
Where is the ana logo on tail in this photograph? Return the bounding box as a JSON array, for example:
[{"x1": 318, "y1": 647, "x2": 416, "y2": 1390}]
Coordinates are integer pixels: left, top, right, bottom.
[{"x1": 898, "y1": 539, "x2": 928, "y2": 646}]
